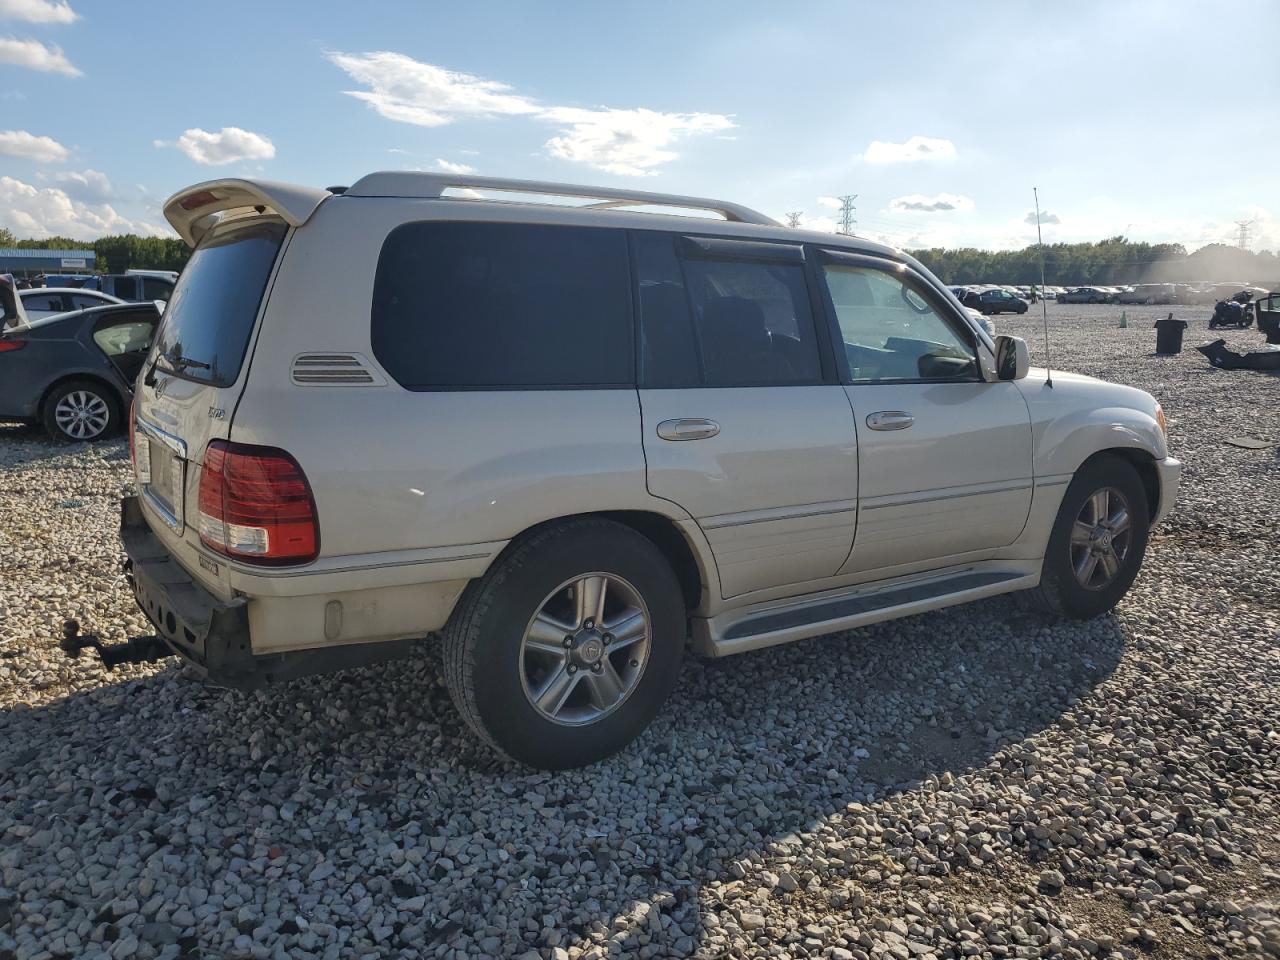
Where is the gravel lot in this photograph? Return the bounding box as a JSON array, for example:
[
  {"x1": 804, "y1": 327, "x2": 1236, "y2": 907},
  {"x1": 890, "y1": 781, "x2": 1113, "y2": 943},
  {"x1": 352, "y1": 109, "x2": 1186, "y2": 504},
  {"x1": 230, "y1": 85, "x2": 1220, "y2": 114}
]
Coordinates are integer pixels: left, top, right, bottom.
[{"x1": 1, "y1": 303, "x2": 1278, "y2": 960}]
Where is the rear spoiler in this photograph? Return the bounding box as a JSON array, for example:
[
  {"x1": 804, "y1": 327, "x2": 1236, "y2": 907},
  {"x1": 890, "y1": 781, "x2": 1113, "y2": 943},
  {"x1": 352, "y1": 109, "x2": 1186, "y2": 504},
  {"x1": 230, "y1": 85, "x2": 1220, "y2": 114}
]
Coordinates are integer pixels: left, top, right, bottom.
[{"x1": 163, "y1": 179, "x2": 332, "y2": 247}]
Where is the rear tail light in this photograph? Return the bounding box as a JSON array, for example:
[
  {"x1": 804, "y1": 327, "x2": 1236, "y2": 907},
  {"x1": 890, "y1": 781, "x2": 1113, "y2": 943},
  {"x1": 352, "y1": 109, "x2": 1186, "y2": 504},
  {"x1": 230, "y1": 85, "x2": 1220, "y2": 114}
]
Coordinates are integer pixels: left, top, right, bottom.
[
  {"x1": 0, "y1": 338, "x2": 26, "y2": 352},
  {"x1": 197, "y1": 440, "x2": 319, "y2": 565}
]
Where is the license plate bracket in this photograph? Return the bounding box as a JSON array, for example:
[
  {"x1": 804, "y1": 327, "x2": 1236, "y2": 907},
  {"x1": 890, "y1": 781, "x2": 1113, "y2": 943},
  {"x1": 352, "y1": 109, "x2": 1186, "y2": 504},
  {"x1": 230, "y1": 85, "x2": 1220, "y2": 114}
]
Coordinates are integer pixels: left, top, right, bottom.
[{"x1": 136, "y1": 419, "x2": 187, "y2": 534}]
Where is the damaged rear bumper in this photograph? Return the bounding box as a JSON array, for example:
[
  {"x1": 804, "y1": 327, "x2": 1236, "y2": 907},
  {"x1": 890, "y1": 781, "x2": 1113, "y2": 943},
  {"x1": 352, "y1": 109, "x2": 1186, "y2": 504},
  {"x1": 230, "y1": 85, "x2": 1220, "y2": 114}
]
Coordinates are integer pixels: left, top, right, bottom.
[{"x1": 81, "y1": 497, "x2": 411, "y2": 690}]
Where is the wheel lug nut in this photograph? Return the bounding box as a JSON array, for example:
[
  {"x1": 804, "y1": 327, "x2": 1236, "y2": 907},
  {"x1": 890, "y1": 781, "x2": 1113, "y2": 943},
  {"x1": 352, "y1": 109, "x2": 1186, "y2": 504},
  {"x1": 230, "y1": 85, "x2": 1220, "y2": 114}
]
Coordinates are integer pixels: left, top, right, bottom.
[
  {"x1": 603, "y1": 634, "x2": 613, "y2": 645},
  {"x1": 630, "y1": 660, "x2": 639, "y2": 667},
  {"x1": 584, "y1": 618, "x2": 594, "y2": 629},
  {"x1": 563, "y1": 636, "x2": 574, "y2": 647},
  {"x1": 568, "y1": 665, "x2": 577, "y2": 673},
  {"x1": 592, "y1": 663, "x2": 603, "y2": 672}
]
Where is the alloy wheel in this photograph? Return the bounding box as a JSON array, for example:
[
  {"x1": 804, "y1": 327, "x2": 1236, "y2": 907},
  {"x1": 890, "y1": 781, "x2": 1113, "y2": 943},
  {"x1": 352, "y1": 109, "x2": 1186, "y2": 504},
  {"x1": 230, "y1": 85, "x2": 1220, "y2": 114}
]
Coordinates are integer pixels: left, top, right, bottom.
[
  {"x1": 1070, "y1": 486, "x2": 1133, "y2": 590},
  {"x1": 54, "y1": 390, "x2": 110, "y2": 440},
  {"x1": 519, "y1": 572, "x2": 652, "y2": 726}
]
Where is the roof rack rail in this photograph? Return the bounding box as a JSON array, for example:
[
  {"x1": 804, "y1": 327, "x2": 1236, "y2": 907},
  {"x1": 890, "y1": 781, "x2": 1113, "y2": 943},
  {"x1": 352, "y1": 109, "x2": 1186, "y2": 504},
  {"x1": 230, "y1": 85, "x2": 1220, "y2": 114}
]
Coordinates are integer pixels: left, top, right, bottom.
[{"x1": 343, "y1": 172, "x2": 779, "y2": 226}]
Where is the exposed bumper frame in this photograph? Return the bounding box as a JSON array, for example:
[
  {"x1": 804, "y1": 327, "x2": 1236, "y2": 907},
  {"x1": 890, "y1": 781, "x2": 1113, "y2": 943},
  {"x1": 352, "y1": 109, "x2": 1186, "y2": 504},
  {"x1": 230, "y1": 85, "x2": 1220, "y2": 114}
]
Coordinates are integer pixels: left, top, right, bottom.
[{"x1": 120, "y1": 496, "x2": 411, "y2": 689}]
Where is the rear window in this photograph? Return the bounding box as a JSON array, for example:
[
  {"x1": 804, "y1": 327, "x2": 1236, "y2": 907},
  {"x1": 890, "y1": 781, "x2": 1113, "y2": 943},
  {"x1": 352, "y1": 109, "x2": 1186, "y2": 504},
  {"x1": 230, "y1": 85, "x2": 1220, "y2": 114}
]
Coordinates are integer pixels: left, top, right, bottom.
[
  {"x1": 154, "y1": 221, "x2": 286, "y2": 388},
  {"x1": 371, "y1": 221, "x2": 632, "y2": 389}
]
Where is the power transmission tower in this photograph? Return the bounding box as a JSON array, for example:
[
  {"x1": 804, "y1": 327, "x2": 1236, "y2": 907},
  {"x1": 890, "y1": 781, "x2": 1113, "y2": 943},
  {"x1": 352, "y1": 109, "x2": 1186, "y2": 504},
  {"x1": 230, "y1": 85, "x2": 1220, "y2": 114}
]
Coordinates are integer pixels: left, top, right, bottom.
[
  {"x1": 1234, "y1": 218, "x2": 1255, "y2": 251},
  {"x1": 837, "y1": 194, "x2": 858, "y2": 235},
  {"x1": 785, "y1": 211, "x2": 804, "y2": 228}
]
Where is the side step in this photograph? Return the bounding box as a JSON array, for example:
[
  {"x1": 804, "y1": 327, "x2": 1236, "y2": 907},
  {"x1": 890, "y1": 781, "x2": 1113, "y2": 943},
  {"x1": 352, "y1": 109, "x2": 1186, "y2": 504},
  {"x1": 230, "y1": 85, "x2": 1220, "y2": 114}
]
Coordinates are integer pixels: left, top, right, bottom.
[{"x1": 697, "y1": 569, "x2": 1036, "y2": 657}]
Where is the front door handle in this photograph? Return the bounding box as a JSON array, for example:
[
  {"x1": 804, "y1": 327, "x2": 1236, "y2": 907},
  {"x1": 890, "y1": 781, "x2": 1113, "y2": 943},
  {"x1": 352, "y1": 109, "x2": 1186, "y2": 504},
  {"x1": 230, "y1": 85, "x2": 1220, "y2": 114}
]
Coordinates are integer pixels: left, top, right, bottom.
[
  {"x1": 866, "y1": 410, "x2": 914, "y2": 431},
  {"x1": 656, "y1": 418, "x2": 720, "y2": 441}
]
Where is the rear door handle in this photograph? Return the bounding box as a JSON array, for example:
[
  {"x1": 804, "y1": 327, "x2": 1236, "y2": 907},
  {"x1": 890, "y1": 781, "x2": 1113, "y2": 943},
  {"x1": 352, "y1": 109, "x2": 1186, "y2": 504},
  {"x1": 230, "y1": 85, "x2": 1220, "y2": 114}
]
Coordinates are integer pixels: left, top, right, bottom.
[
  {"x1": 866, "y1": 410, "x2": 914, "y2": 431},
  {"x1": 656, "y1": 418, "x2": 720, "y2": 441}
]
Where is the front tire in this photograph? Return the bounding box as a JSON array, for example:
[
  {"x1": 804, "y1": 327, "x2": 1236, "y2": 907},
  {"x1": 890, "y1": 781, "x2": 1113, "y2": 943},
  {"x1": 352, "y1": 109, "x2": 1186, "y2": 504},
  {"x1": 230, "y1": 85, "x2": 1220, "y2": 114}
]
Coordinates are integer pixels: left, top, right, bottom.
[
  {"x1": 41, "y1": 380, "x2": 119, "y2": 442},
  {"x1": 442, "y1": 518, "x2": 685, "y2": 769},
  {"x1": 1036, "y1": 455, "x2": 1150, "y2": 620}
]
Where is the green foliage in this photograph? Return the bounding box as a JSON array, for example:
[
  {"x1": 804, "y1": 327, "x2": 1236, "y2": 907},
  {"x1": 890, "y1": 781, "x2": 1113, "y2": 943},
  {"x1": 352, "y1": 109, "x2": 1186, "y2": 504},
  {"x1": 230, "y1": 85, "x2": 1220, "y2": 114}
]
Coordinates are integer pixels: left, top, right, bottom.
[
  {"x1": 909, "y1": 236, "x2": 1280, "y2": 286},
  {"x1": 0, "y1": 232, "x2": 191, "y2": 273}
]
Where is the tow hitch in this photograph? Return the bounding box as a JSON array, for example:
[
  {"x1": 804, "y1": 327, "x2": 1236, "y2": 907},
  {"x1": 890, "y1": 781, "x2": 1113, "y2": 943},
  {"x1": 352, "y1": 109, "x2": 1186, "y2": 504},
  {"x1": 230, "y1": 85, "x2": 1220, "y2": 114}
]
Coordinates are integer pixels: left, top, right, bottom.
[{"x1": 59, "y1": 619, "x2": 174, "y2": 669}]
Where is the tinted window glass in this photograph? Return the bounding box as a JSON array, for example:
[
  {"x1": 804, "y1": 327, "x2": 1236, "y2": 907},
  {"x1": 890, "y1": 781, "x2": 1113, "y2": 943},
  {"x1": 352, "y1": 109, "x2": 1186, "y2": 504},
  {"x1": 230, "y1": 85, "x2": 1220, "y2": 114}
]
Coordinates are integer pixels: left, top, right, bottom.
[
  {"x1": 823, "y1": 264, "x2": 977, "y2": 382},
  {"x1": 372, "y1": 222, "x2": 632, "y2": 389},
  {"x1": 142, "y1": 278, "x2": 174, "y2": 300},
  {"x1": 154, "y1": 221, "x2": 286, "y2": 388},
  {"x1": 22, "y1": 294, "x2": 65, "y2": 313},
  {"x1": 71, "y1": 294, "x2": 108, "y2": 310},
  {"x1": 633, "y1": 232, "x2": 700, "y2": 388},
  {"x1": 681, "y1": 255, "x2": 822, "y2": 387},
  {"x1": 111, "y1": 276, "x2": 138, "y2": 300}
]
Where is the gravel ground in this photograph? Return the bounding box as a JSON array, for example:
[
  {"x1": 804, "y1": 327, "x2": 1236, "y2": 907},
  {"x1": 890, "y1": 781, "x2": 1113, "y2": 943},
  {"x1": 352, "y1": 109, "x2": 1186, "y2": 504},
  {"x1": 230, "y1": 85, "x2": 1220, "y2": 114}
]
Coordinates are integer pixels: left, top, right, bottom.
[{"x1": 1, "y1": 303, "x2": 1278, "y2": 960}]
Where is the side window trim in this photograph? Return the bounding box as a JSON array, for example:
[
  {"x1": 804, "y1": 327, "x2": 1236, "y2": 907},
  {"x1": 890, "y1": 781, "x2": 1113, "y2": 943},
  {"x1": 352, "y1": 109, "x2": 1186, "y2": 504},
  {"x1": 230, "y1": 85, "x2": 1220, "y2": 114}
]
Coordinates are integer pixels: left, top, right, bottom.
[
  {"x1": 676, "y1": 235, "x2": 805, "y2": 264},
  {"x1": 813, "y1": 250, "x2": 983, "y2": 386}
]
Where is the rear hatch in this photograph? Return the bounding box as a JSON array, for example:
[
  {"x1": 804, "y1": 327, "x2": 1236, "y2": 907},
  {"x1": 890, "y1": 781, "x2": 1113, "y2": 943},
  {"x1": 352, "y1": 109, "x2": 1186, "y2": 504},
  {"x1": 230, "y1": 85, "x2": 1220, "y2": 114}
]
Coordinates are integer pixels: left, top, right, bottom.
[{"x1": 133, "y1": 217, "x2": 290, "y2": 597}]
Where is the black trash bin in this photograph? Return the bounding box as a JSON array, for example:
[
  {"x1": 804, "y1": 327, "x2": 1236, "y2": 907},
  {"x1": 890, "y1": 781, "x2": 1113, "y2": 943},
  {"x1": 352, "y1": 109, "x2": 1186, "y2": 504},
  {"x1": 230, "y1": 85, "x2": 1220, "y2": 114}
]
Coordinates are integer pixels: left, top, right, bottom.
[{"x1": 1154, "y1": 315, "x2": 1188, "y2": 354}]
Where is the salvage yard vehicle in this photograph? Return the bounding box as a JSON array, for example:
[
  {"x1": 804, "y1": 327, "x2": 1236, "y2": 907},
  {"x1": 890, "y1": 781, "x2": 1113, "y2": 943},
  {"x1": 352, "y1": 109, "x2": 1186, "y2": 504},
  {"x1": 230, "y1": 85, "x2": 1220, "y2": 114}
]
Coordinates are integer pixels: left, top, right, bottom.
[
  {"x1": 0, "y1": 284, "x2": 160, "y2": 441},
  {"x1": 974, "y1": 288, "x2": 1029, "y2": 314},
  {"x1": 1058, "y1": 287, "x2": 1110, "y2": 304},
  {"x1": 18, "y1": 287, "x2": 123, "y2": 321},
  {"x1": 74, "y1": 174, "x2": 1181, "y2": 769}
]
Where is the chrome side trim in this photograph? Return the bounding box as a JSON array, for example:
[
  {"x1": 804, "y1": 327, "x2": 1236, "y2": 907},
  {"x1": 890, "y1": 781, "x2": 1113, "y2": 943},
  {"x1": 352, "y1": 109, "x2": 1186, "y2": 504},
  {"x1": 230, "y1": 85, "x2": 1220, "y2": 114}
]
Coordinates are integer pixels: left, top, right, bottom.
[
  {"x1": 701, "y1": 499, "x2": 859, "y2": 530},
  {"x1": 860, "y1": 480, "x2": 1033, "y2": 511}
]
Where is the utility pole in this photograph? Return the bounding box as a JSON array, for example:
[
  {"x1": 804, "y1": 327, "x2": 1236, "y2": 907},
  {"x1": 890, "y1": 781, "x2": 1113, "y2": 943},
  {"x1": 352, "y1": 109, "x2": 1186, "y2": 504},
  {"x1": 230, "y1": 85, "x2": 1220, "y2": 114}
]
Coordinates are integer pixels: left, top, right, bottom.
[
  {"x1": 1234, "y1": 218, "x2": 1255, "y2": 251},
  {"x1": 837, "y1": 194, "x2": 858, "y2": 235},
  {"x1": 785, "y1": 211, "x2": 804, "y2": 228}
]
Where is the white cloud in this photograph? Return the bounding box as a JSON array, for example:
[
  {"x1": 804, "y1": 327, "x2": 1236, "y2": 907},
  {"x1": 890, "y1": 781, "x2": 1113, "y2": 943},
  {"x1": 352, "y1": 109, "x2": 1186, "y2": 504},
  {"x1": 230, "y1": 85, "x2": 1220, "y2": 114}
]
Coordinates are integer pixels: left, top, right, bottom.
[
  {"x1": 157, "y1": 126, "x2": 276, "y2": 165},
  {"x1": 1024, "y1": 209, "x2": 1061, "y2": 225},
  {"x1": 434, "y1": 157, "x2": 474, "y2": 174},
  {"x1": 864, "y1": 135, "x2": 955, "y2": 164},
  {"x1": 0, "y1": 0, "x2": 77, "y2": 23},
  {"x1": 540, "y1": 106, "x2": 733, "y2": 176},
  {"x1": 327, "y1": 51, "x2": 539, "y2": 126},
  {"x1": 0, "y1": 36, "x2": 78, "y2": 75},
  {"x1": 0, "y1": 128, "x2": 67, "y2": 162},
  {"x1": 328, "y1": 51, "x2": 733, "y2": 176},
  {"x1": 50, "y1": 168, "x2": 111, "y2": 202},
  {"x1": 816, "y1": 196, "x2": 841, "y2": 209},
  {"x1": 889, "y1": 193, "x2": 974, "y2": 214},
  {"x1": 0, "y1": 175, "x2": 167, "y2": 238}
]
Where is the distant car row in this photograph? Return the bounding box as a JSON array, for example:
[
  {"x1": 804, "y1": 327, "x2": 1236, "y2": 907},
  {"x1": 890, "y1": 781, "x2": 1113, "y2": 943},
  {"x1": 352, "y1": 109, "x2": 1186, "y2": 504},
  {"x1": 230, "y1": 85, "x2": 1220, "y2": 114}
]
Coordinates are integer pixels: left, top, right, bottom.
[{"x1": 949, "y1": 281, "x2": 1273, "y2": 307}]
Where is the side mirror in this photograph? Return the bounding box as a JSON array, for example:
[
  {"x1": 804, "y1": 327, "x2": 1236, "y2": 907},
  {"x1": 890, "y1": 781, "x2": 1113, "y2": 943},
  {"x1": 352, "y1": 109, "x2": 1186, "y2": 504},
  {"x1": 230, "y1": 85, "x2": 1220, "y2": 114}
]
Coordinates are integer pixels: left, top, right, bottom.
[{"x1": 994, "y1": 335, "x2": 1029, "y2": 381}]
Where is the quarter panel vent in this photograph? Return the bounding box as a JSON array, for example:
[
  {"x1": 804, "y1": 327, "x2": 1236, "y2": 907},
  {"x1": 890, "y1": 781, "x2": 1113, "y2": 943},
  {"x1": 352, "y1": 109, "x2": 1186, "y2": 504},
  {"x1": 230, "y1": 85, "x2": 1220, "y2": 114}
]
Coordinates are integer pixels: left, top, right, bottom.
[{"x1": 291, "y1": 353, "x2": 385, "y2": 386}]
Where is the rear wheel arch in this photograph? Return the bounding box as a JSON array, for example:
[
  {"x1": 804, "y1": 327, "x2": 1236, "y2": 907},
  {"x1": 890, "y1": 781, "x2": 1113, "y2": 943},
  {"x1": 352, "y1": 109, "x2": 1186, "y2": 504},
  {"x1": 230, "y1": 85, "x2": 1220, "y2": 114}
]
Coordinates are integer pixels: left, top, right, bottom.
[
  {"x1": 485, "y1": 509, "x2": 711, "y2": 617},
  {"x1": 38, "y1": 372, "x2": 127, "y2": 422}
]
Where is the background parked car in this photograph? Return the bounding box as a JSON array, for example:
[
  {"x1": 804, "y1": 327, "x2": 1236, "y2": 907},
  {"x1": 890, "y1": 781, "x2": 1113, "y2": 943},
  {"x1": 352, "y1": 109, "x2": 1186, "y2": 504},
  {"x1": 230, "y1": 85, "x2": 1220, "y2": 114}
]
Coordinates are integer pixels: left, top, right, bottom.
[
  {"x1": 80, "y1": 273, "x2": 175, "y2": 304},
  {"x1": 0, "y1": 290, "x2": 160, "y2": 441},
  {"x1": 17, "y1": 287, "x2": 123, "y2": 322},
  {"x1": 975, "y1": 288, "x2": 1028, "y2": 314},
  {"x1": 1058, "y1": 287, "x2": 1109, "y2": 304}
]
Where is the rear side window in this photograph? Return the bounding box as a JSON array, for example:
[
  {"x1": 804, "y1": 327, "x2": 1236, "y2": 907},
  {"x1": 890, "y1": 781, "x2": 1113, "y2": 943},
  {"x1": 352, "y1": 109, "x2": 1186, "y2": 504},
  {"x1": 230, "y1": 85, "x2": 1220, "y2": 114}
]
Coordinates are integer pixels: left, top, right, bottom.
[
  {"x1": 634, "y1": 231, "x2": 823, "y2": 387},
  {"x1": 154, "y1": 221, "x2": 287, "y2": 388},
  {"x1": 372, "y1": 221, "x2": 632, "y2": 389},
  {"x1": 111, "y1": 276, "x2": 139, "y2": 300},
  {"x1": 142, "y1": 278, "x2": 174, "y2": 301}
]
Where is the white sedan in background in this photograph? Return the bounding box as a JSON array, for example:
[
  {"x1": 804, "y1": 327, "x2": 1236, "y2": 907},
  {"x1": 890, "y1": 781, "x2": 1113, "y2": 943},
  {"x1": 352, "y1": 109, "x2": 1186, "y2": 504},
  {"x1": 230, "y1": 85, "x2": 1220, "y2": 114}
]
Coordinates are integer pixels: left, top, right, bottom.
[{"x1": 18, "y1": 288, "x2": 124, "y2": 322}]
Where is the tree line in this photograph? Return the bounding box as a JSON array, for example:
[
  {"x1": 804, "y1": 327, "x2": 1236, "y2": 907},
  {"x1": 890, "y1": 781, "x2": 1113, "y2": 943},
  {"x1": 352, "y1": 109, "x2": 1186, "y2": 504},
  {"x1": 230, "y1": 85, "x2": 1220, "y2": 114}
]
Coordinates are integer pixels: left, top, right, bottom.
[
  {"x1": 908, "y1": 236, "x2": 1280, "y2": 287},
  {"x1": 2, "y1": 226, "x2": 1277, "y2": 287},
  {"x1": 0, "y1": 228, "x2": 191, "y2": 273}
]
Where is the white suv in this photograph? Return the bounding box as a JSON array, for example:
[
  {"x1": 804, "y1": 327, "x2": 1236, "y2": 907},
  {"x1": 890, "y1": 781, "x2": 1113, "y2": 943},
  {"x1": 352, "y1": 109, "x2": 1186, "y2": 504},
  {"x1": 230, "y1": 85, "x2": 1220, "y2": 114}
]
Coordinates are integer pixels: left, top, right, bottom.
[{"x1": 103, "y1": 173, "x2": 1180, "y2": 768}]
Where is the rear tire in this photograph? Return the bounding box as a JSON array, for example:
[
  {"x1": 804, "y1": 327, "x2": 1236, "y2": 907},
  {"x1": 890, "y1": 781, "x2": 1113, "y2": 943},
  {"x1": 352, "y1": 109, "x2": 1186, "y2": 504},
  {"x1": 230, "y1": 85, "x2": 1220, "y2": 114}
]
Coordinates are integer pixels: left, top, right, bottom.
[
  {"x1": 41, "y1": 380, "x2": 120, "y2": 442},
  {"x1": 1036, "y1": 455, "x2": 1150, "y2": 620},
  {"x1": 442, "y1": 518, "x2": 685, "y2": 769}
]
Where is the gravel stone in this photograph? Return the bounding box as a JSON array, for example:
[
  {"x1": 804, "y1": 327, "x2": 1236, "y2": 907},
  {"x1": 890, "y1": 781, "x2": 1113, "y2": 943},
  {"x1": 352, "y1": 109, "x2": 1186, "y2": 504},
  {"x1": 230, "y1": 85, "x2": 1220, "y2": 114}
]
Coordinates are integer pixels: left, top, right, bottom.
[{"x1": 1, "y1": 305, "x2": 1278, "y2": 958}]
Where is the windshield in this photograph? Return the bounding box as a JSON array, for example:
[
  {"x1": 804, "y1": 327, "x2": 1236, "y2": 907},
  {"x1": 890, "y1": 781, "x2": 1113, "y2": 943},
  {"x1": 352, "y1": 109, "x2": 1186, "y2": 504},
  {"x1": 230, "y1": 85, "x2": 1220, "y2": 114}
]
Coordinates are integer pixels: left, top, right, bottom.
[{"x1": 153, "y1": 220, "x2": 286, "y2": 387}]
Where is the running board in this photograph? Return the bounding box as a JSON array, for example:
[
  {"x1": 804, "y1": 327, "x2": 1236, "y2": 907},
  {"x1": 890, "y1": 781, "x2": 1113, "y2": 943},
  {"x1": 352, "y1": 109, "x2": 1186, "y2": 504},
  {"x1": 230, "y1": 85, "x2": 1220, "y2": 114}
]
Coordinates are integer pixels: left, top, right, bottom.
[{"x1": 695, "y1": 568, "x2": 1037, "y2": 658}]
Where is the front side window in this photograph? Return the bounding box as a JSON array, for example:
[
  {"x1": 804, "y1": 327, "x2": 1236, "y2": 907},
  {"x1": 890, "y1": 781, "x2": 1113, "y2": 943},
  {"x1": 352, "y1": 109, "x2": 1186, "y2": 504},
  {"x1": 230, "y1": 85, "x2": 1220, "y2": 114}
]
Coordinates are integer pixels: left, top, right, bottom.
[
  {"x1": 823, "y1": 263, "x2": 977, "y2": 382},
  {"x1": 372, "y1": 221, "x2": 632, "y2": 389},
  {"x1": 634, "y1": 232, "x2": 822, "y2": 387}
]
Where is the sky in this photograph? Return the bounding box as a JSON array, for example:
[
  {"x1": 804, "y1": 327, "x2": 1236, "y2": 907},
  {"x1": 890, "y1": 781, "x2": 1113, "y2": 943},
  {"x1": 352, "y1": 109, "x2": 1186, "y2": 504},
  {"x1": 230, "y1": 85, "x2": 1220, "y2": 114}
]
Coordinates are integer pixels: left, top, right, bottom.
[{"x1": 1, "y1": 0, "x2": 1277, "y2": 252}]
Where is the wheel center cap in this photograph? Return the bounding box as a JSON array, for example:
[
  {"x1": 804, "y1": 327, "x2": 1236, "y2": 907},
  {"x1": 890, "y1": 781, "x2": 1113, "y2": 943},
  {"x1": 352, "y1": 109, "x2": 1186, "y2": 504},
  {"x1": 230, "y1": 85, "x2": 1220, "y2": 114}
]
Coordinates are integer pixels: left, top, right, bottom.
[{"x1": 577, "y1": 636, "x2": 603, "y2": 665}]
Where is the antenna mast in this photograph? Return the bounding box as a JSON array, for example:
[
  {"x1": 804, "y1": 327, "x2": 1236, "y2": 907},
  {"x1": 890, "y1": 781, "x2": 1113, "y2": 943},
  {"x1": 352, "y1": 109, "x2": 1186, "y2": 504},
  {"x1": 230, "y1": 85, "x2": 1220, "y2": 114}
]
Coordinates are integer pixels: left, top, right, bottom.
[{"x1": 1034, "y1": 187, "x2": 1053, "y2": 388}]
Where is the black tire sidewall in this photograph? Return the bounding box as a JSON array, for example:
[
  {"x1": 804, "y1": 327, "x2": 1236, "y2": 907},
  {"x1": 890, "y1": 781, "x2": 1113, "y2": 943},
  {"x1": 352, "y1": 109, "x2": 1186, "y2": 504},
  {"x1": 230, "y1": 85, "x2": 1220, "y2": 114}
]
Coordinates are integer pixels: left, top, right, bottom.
[
  {"x1": 41, "y1": 380, "x2": 120, "y2": 442},
  {"x1": 461, "y1": 523, "x2": 684, "y2": 769},
  {"x1": 1041, "y1": 456, "x2": 1150, "y2": 619}
]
